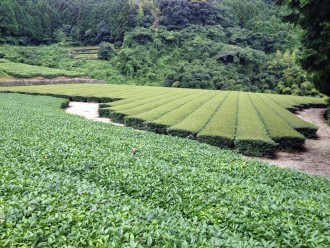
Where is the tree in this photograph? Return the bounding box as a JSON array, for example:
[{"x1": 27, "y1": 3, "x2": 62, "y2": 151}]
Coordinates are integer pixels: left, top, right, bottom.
[
  {"x1": 276, "y1": 0, "x2": 330, "y2": 95},
  {"x1": 0, "y1": 1, "x2": 19, "y2": 37},
  {"x1": 98, "y1": 42, "x2": 116, "y2": 60},
  {"x1": 158, "y1": 0, "x2": 222, "y2": 29}
]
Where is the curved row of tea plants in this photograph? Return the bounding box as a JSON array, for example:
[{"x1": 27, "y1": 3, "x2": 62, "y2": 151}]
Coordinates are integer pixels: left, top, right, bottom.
[
  {"x1": 0, "y1": 84, "x2": 326, "y2": 156},
  {"x1": 0, "y1": 93, "x2": 329, "y2": 247},
  {"x1": 0, "y1": 59, "x2": 83, "y2": 79}
]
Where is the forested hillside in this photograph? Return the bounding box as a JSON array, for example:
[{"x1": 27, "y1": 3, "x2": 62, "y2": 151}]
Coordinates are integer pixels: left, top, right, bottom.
[{"x1": 0, "y1": 0, "x2": 322, "y2": 95}]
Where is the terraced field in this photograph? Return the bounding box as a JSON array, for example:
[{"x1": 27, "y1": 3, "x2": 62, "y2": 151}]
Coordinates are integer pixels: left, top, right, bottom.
[
  {"x1": 68, "y1": 46, "x2": 99, "y2": 60},
  {"x1": 0, "y1": 84, "x2": 326, "y2": 156},
  {"x1": 0, "y1": 59, "x2": 84, "y2": 78}
]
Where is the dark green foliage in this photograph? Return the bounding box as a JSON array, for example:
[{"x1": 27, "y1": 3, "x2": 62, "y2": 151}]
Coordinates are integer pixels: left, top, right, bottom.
[
  {"x1": 276, "y1": 0, "x2": 330, "y2": 95},
  {"x1": 197, "y1": 135, "x2": 234, "y2": 149},
  {"x1": 158, "y1": 0, "x2": 225, "y2": 29},
  {"x1": 144, "y1": 122, "x2": 168, "y2": 134},
  {"x1": 234, "y1": 140, "x2": 276, "y2": 157},
  {"x1": 98, "y1": 42, "x2": 116, "y2": 60},
  {"x1": 0, "y1": 0, "x2": 323, "y2": 95},
  {"x1": 326, "y1": 98, "x2": 330, "y2": 125},
  {"x1": 0, "y1": 0, "x2": 137, "y2": 45},
  {"x1": 123, "y1": 116, "x2": 146, "y2": 129}
]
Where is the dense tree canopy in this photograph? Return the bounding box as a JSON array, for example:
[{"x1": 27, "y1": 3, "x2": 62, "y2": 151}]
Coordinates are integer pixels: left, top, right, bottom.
[
  {"x1": 0, "y1": 0, "x2": 324, "y2": 96},
  {"x1": 276, "y1": 0, "x2": 330, "y2": 95}
]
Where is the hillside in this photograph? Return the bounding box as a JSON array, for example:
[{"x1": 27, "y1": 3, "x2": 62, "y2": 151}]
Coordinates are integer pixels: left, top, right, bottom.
[
  {"x1": 0, "y1": 1, "x2": 330, "y2": 246},
  {"x1": 0, "y1": 0, "x2": 323, "y2": 96}
]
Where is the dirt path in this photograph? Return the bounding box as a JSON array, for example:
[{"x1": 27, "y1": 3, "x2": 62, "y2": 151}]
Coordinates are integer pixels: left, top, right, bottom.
[
  {"x1": 256, "y1": 108, "x2": 330, "y2": 177},
  {"x1": 65, "y1": 102, "x2": 124, "y2": 126},
  {"x1": 66, "y1": 102, "x2": 330, "y2": 177}
]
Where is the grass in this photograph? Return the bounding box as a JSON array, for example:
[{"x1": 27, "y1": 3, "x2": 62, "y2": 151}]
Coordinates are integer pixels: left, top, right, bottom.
[
  {"x1": 0, "y1": 93, "x2": 329, "y2": 247},
  {"x1": 0, "y1": 84, "x2": 327, "y2": 156},
  {"x1": 0, "y1": 69, "x2": 12, "y2": 79}
]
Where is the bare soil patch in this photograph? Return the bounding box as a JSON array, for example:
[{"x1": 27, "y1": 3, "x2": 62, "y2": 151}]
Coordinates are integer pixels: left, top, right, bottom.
[
  {"x1": 253, "y1": 108, "x2": 330, "y2": 177},
  {"x1": 65, "y1": 102, "x2": 124, "y2": 126}
]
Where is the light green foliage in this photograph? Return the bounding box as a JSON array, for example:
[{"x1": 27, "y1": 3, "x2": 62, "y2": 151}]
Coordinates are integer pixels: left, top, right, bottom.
[
  {"x1": 268, "y1": 51, "x2": 319, "y2": 96},
  {"x1": 125, "y1": 91, "x2": 205, "y2": 133},
  {"x1": 266, "y1": 93, "x2": 300, "y2": 111},
  {"x1": 197, "y1": 91, "x2": 239, "y2": 148},
  {"x1": 259, "y1": 94, "x2": 318, "y2": 138},
  {"x1": 69, "y1": 46, "x2": 99, "y2": 60},
  {"x1": 109, "y1": 89, "x2": 179, "y2": 111},
  {"x1": 0, "y1": 69, "x2": 11, "y2": 78},
  {"x1": 235, "y1": 92, "x2": 276, "y2": 156},
  {"x1": 148, "y1": 91, "x2": 218, "y2": 129},
  {"x1": 249, "y1": 93, "x2": 305, "y2": 151},
  {"x1": 117, "y1": 92, "x2": 191, "y2": 116},
  {"x1": 107, "y1": 90, "x2": 193, "y2": 123},
  {"x1": 0, "y1": 93, "x2": 329, "y2": 247},
  {"x1": 168, "y1": 91, "x2": 229, "y2": 137},
  {"x1": 0, "y1": 60, "x2": 83, "y2": 78},
  {"x1": 0, "y1": 84, "x2": 326, "y2": 156}
]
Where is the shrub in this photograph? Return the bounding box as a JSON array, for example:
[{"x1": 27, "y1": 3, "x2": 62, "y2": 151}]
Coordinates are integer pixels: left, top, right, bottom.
[
  {"x1": 235, "y1": 92, "x2": 276, "y2": 156},
  {"x1": 197, "y1": 91, "x2": 239, "y2": 149},
  {"x1": 250, "y1": 93, "x2": 305, "y2": 151},
  {"x1": 168, "y1": 91, "x2": 229, "y2": 137},
  {"x1": 98, "y1": 42, "x2": 116, "y2": 60}
]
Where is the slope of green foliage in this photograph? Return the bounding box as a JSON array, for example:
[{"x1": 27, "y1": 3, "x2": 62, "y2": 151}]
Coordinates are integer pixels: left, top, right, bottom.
[
  {"x1": 0, "y1": 59, "x2": 83, "y2": 78},
  {"x1": 277, "y1": 0, "x2": 330, "y2": 95},
  {"x1": 0, "y1": 84, "x2": 326, "y2": 156},
  {"x1": 0, "y1": 93, "x2": 329, "y2": 247},
  {"x1": 0, "y1": 0, "x2": 323, "y2": 96}
]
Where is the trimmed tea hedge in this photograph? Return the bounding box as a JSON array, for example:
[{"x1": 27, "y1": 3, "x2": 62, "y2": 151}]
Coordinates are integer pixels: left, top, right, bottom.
[
  {"x1": 197, "y1": 92, "x2": 239, "y2": 149},
  {"x1": 235, "y1": 93, "x2": 276, "y2": 157},
  {"x1": 168, "y1": 91, "x2": 229, "y2": 137},
  {"x1": 125, "y1": 91, "x2": 207, "y2": 130},
  {"x1": 0, "y1": 84, "x2": 327, "y2": 156},
  {"x1": 250, "y1": 93, "x2": 305, "y2": 151},
  {"x1": 259, "y1": 94, "x2": 318, "y2": 138},
  {"x1": 147, "y1": 91, "x2": 217, "y2": 134}
]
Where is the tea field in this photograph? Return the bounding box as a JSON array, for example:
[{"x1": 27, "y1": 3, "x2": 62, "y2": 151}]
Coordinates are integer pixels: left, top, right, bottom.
[
  {"x1": 0, "y1": 93, "x2": 329, "y2": 247},
  {"x1": 0, "y1": 59, "x2": 84, "y2": 79},
  {"x1": 0, "y1": 84, "x2": 326, "y2": 156}
]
